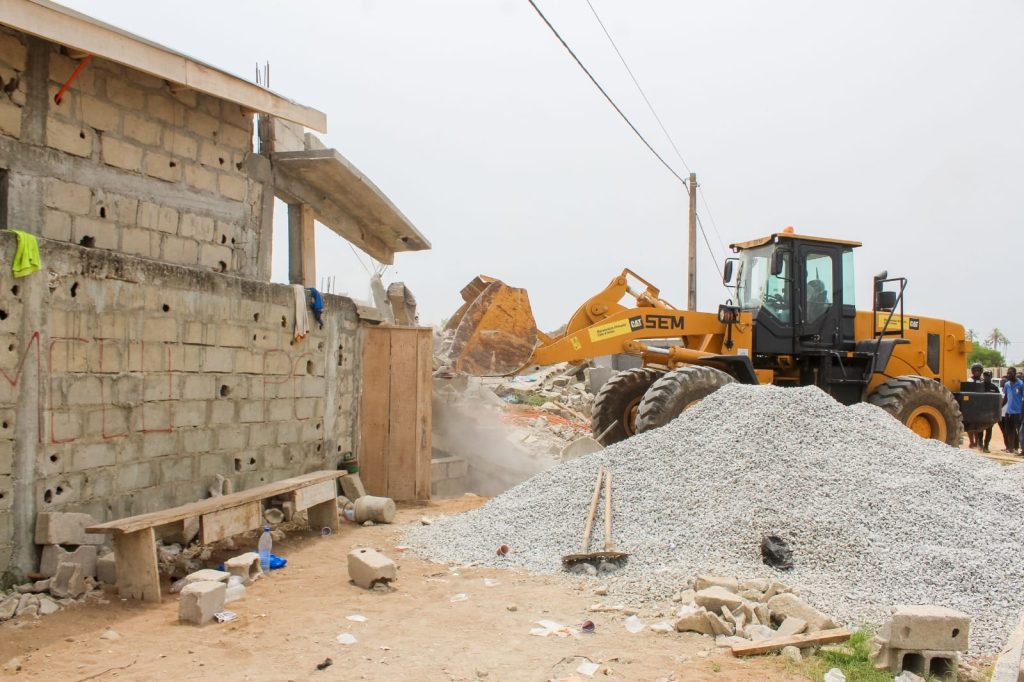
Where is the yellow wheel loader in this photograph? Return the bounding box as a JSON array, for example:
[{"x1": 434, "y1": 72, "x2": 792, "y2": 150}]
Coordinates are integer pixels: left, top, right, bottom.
[{"x1": 444, "y1": 228, "x2": 1001, "y2": 446}]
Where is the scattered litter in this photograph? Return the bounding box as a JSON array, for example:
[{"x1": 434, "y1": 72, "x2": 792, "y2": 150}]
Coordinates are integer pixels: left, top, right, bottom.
[
  {"x1": 588, "y1": 603, "x2": 623, "y2": 612},
  {"x1": 649, "y1": 621, "x2": 674, "y2": 634},
  {"x1": 315, "y1": 658, "x2": 333, "y2": 671},
  {"x1": 506, "y1": 604, "x2": 518, "y2": 612},
  {"x1": 530, "y1": 619, "x2": 576, "y2": 638},
  {"x1": 576, "y1": 660, "x2": 600, "y2": 677},
  {"x1": 213, "y1": 611, "x2": 237, "y2": 623},
  {"x1": 394, "y1": 545, "x2": 409, "y2": 552},
  {"x1": 823, "y1": 668, "x2": 846, "y2": 682},
  {"x1": 760, "y1": 535, "x2": 793, "y2": 570},
  {"x1": 346, "y1": 614, "x2": 368, "y2": 623},
  {"x1": 581, "y1": 620, "x2": 595, "y2": 633},
  {"x1": 496, "y1": 544, "x2": 509, "y2": 557},
  {"x1": 483, "y1": 578, "x2": 500, "y2": 587},
  {"x1": 450, "y1": 593, "x2": 469, "y2": 603},
  {"x1": 336, "y1": 633, "x2": 357, "y2": 645},
  {"x1": 320, "y1": 526, "x2": 332, "y2": 536},
  {"x1": 624, "y1": 615, "x2": 645, "y2": 633}
]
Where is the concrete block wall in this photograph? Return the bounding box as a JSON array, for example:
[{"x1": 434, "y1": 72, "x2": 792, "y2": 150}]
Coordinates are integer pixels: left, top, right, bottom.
[
  {"x1": 0, "y1": 27, "x2": 271, "y2": 279},
  {"x1": 0, "y1": 235, "x2": 359, "y2": 576}
]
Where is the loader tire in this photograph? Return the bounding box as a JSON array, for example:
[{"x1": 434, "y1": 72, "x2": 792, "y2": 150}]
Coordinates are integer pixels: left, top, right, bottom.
[
  {"x1": 591, "y1": 368, "x2": 664, "y2": 445},
  {"x1": 867, "y1": 375, "x2": 964, "y2": 446},
  {"x1": 635, "y1": 366, "x2": 735, "y2": 434}
]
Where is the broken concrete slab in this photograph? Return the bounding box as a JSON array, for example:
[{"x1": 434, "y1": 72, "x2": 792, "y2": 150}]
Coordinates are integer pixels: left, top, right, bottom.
[
  {"x1": 37, "y1": 595, "x2": 60, "y2": 616},
  {"x1": 15, "y1": 593, "x2": 38, "y2": 617},
  {"x1": 0, "y1": 597, "x2": 17, "y2": 621},
  {"x1": 224, "y1": 552, "x2": 262, "y2": 585},
  {"x1": 40, "y1": 544, "x2": 98, "y2": 578},
  {"x1": 767, "y1": 593, "x2": 837, "y2": 632},
  {"x1": 704, "y1": 610, "x2": 734, "y2": 636},
  {"x1": 674, "y1": 606, "x2": 714, "y2": 635},
  {"x1": 179, "y1": 581, "x2": 226, "y2": 625},
  {"x1": 50, "y1": 562, "x2": 87, "y2": 599},
  {"x1": 694, "y1": 576, "x2": 740, "y2": 592},
  {"x1": 340, "y1": 473, "x2": 367, "y2": 501},
  {"x1": 347, "y1": 547, "x2": 397, "y2": 589},
  {"x1": 97, "y1": 552, "x2": 116, "y2": 585},
  {"x1": 745, "y1": 624, "x2": 777, "y2": 641},
  {"x1": 34, "y1": 511, "x2": 105, "y2": 546},
  {"x1": 777, "y1": 616, "x2": 808, "y2": 637},
  {"x1": 695, "y1": 586, "x2": 745, "y2": 614}
]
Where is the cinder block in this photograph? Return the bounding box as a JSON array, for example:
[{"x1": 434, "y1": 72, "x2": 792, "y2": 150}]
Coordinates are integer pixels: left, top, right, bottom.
[
  {"x1": 179, "y1": 580, "x2": 226, "y2": 625},
  {"x1": 347, "y1": 547, "x2": 397, "y2": 589},
  {"x1": 218, "y1": 174, "x2": 247, "y2": 201},
  {"x1": 179, "y1": 213, "x2": 215, "y2": 241},
  {"x1": 49, "y1": 561, "x2": 86, "y2": 599},
  {"x1": 35, "y1": 512, "x2": 105, "y2": 545},
  {"x1": 80, "y1": 96, "x2": 120, "y2": 132},
  {"x1": 146, "y1": 93, "x2": 176, "y2": 123},
  {"x1": 46, "y1": 119, "x2": 92, "y2": 157},
  {"x1": 106, "y1": 79, "x2": 145, "y2": 109},
  {"x1": 73, "y1": 216, "x2": 117, "y2": 249},
  {"x1": 340, "y1": 473, "x2": 366, "y2": 501},
  {"x1": 224, "y1": 552, "x2": 262, "y2": 585},
  {"x1": 42, "y1": 210, "x2": 72, "y2": 241},
  {"x1": 199, "y1": 243, "x2": 232, "y2": 271},
  {"x1": 184, "y1": 164, "x2": 217, "y2": 193},
  {"x1": 896, "y1": 649, "x2": 959, "y2": 682},
  {"x1": 137, "y1": 202, "x2": 179, "y2": 233},
  {"x1": 162, "y1": 236, "x2": 199, "y2": 264},
  {"x1": 219, "y1": 122, "x2": 252, "y2": 150},
  {"x1": 43, "y1": 179, "x2": 91, "y2": 215},
  {"x1": 0, "y1": 100, "x2": 20, "y2": 138},
  {"x1": 143, "y1": 151, "x2": 181, "y2": 182},
  {"x1": 122, "y1": 113, "x2": 161, "y2": 146},
  {"x1": 198, "y1": 142, "x2": 231, "y2": 168},
  {"x1": 184, "y1": 568, "x2": 229, "y2": 584},
  {"x1": 100, "y1": 137, "x2": 143, "y2": 172},
  {"x1": 186, "y1": 109, "x2": 219, "y2": 139},
  {"x1": 121, "y1": 228, "x2": 158, "y2": 258},
  {"x1": 889, "y1": 605, "x2": 970, "y2": 652},
  {"x1": 0, "y1": 32, "x2": 27, "y2": 69},
  {"x1": 97, "y1": 552, "x2": 116, "y2": 585}
]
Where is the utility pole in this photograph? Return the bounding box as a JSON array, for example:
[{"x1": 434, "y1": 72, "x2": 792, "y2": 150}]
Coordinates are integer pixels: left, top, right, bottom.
[{"x1": 687, "y1": 172, "x2": 697, "y2": 311}]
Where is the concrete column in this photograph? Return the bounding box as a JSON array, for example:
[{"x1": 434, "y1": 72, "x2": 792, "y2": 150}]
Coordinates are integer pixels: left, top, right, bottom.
[{"x1": 287, "y1": 203, "x2": 315, "y2": 288}]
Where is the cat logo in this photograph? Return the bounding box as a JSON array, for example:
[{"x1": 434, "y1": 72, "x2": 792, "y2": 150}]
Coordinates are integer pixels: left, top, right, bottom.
[
  {"x1": 628, "y1": 316, "x2": 644, "y2": 331},
  {"x1": 908, "y1": 318, "x2": 920, "y2": 330}
]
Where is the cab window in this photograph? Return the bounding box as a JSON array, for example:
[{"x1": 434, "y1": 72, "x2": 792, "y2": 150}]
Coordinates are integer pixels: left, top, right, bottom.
[{"x1": 804, "y1": 251, "x2": 834, "y2": 322}]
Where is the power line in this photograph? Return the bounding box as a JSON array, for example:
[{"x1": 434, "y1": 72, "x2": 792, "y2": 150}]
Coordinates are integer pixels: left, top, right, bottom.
[
  {"x1": 526, "y1": 0, "x2": 691, "y2": 190},
  {"x1": 583, "y1": 0, "x2": 691, "y2": 175},
  {"x1": 698, "y1": 185, "x2": 729, "y2": 255}
]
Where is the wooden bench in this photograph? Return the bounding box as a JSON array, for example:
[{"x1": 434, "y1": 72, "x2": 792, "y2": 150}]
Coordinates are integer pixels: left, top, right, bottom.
[{"x1": 87, "y1": 470, "x2": 346, "y2": 602}]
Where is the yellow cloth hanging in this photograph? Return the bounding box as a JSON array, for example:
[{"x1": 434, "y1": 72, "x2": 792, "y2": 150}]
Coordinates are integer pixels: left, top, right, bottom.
[{"x1": 8, "y1": 230, "x2": 41, "y2": 278}]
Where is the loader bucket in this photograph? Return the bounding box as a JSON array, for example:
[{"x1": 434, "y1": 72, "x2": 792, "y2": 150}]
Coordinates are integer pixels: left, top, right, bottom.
[{"x1": 444, "y1": 276, "x2": 538, "y2": 376}]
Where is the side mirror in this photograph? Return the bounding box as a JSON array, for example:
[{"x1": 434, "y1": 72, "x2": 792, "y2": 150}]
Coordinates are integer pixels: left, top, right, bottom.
[
  {"x1": 770, "y1": 250, "x2": 785, "y2": 276},
  {"x1": 722, "y1": 259, "x2": 736, "y2": 285},
  {"x1": 875, "y1": 290, "x2": 897, "y2": 311}
]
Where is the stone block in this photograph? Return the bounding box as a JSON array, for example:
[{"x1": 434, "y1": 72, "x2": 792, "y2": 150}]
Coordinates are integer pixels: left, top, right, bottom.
[
  {"x1": 694, "y1": 576, "x2": 739, "y2": 592},
  {"x1": 97, "y1": 552, "x2": 116, "y2": 585},
  {"x1": 704, "y1": 610, "x2": 733, "y2": 636},
  {"x1": 776, "y1": 616, "x2": 808, "y2": 637},
  {"x1": 674, "y1": 605, "x2": 713, "y2": 635},
  {"x1": 184, "y1": 568, "x2": 229, "y2": 584},
  {"x1": 40, "y1": 544, "x2": 98, "y2": 578},
  {"x1": 224, "y1": 552, "x2": 262, "y2": 584},
  {"x1": 347, "y1": 547, "x2": 396, "y2": 589},
  {"x1": 745, "y1": 624, "x2": 776, "y2": 641},
  {"x1": 50, "y1": 561, "x2": 86, "y2": 599},
  {"x1": 101, "y1": 137, "x2": 143, "y2": 172},
  {"x1": 889, "y1": 605, "x2": 970, "y2": 652},
  {"x1": 695, "y1": 586, "x2": 744, "y2": 614},
  {"x1": 340, "y1": 473, "x2": 366, "y2": 501},
  {"x1": 179, "y1": 580, "x2": 226, "y2": 625},
  {"x1": 35, "y1": 511, "x2": 105, "y2": 545},
  {"x1": 767, "y1": 592, "x2": 837, "y2": 632}
]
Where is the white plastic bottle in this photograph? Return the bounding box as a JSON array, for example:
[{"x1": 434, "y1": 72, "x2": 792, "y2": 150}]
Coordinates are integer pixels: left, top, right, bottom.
[{"x1": 258, "y1": 526, "x2": 272, "y2": 572}]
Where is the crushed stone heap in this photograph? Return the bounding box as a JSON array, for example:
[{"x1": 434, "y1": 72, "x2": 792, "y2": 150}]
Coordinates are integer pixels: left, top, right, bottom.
[{"x1": 407, "y1": 383, "x2": 1024, "y2": 654}]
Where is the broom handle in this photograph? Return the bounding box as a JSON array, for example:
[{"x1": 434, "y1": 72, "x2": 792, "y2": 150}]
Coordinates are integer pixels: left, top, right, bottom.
[
  {"x1": 580, "y1": 467, "x2": 604, "y2": 552},
  {"x1": 603, "y1": 469, "x2": 613, "y2": 552}
]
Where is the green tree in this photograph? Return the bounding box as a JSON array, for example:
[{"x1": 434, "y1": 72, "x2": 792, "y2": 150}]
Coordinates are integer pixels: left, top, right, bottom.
[
  {"x1": 966, "y1": 328, "x2": 977, "y2": 343},
  {"x1": 986, "y1": 328, "x2": 1010, "y2": 356},
  {"x1": 968, "y1": 345, "x2": 1005, "y2": 368}
]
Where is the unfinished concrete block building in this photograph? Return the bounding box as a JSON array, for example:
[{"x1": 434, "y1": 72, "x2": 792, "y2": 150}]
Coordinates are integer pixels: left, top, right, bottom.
[{"x1": 0, "y1": 0, "x2": 431, "y2": 578}]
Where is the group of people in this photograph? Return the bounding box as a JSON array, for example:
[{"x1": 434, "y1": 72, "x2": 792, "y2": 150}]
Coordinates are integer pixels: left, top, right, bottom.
[{"x1": 967, "y1": 364, "x2": 1024, "y2": 453}]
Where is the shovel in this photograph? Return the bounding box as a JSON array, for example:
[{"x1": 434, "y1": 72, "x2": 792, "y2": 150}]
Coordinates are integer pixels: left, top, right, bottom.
[{"x1": 562, "y1": 467, "x2": 629, "y2": 569}]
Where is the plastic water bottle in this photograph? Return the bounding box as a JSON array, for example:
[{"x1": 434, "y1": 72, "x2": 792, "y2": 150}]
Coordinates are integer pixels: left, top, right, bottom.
[{"x1": 258, "y1": 526, "x2": 272, "y2": 572}]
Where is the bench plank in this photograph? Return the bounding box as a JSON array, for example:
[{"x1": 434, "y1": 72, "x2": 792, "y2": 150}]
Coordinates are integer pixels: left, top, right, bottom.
[
  {"x1": 87, "y1": 470, "x2": 346, "y2": 535},
  {"x1": 201, "y1": 502, "x2": 261, "y2": 545},
  {"x1": 292, "y1": 480, "x2": 337, "y2": 511}
]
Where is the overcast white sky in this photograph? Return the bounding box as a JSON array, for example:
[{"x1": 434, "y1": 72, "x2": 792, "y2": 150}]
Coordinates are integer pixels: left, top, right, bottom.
[{"x1": 65, "y1": 1, "x2": 1024, "y2": 360}]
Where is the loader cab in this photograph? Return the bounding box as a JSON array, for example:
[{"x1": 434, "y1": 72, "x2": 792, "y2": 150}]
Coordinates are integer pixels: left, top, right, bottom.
[{"x1": 727, "y1": 229, "x2": 861, "y2": 361}]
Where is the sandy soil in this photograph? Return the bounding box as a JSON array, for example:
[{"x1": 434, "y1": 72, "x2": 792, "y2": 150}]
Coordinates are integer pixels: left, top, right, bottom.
[{"x1": 0, "y1": 497, "x2": 801, "y2": 682}]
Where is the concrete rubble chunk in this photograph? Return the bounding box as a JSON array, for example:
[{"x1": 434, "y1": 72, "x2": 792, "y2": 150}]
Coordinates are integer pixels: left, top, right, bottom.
[
  {"x1": 179, "y1": 581, "x2": 226, "y2": 625},
  {"x1": 767, "y1": 592, "x2": 837, "y2": 632},
  {"x1": 97, "y1": 552, "x2": 117, "y2": 585},
  {"x1": 347, "y1": 547, "x2": 397, "y2": 589},
  {"x1": 694, "y1": 576, "x2": 739, "y2": 592},
  {"x1": 184, "y1": 568, "x2": 230, "y2": 584},
  {"x1": 888, "y1": 604, "x2": 970, "y2": 652},
  {"x1": 754, "y1": 603, "x2": 771, "y2": 626},
  {"x1": 224, "y1": 552, "x2": 262, "y2": 585},
  {"x1": 740, "y1": 578, "x2": 770, "y2": 592},
  {"x1": 776, "y1": 616, "x2": 809, "y2": 637},
  {"x1": 763, "y1": 580, "x2": 793, "y2": 600},
  {"x1": 0, "y1": 597, "x2": 18, "y2": 621},
  {"x1": 15, "y1": 593, "x2": 39, "y2": 617},
  {"x1": 37, "y1": 595, "x2": 60, "y2": 616},
  {"x1": 704, "y1": 609, "x2": 734, "y2": 636},
  {"x1": 695, "y1": 585, "x2": 745, "y2": 614},
  {"x1": 559, "y1": 436, "x2": 603, "y2": 461},
  {"x1": 674, "y1": 606, "x2": 714, "y2": 635},
  {"x1": 50, "y1": 562, "x2": 87, "y2": 599},
  {"x1": 263, "y1": 508, "x2": 285, "y2": 525},
  {"x1": 34, "y1": 511, "x2": 105, "y2": 545},
  {"x1": 781, "y1": 645, "x2": 802, "y2": 663},
  {"x1": 40, "y1": 544, "x2": 98, "y2": 579},
  {"x1": 745, "y1": 624, "x2": 776, "y2": 641}
]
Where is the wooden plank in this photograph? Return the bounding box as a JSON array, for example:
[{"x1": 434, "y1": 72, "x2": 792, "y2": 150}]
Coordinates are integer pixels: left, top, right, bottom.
[
  {"x1": 112, "y1": 527, "x2": 161, "y2": 603},
  {"x1": 292, "y1": 479, "x2": 337, "y2": 511},
  {"x1": 306, "y1": 499, "x2": 339, "y2": 533},
  {"x1": 87, "y1": 470, "x2": 344, "y2": 535},
  {"x1": 359, "y1": 325, "x2": 392, "y2": 497},
  {"x1": 388, "y1": 327, "x2": 419, "y2": 502},
  {"x1": 287, "y1": 203, "x2": 316, "y2": 288},
  {"x1": 730, "y1": 628, "x2": 852, "y2": 656},
  {"x1": 1, "y1": 0, "x2": 327, "y2": 131},
  {"x1": 200, "y1": 501, "x2": 261, "y2": 545},
  {"x1": 414, "y1": 327, "x2": 433, "y2": 501}
]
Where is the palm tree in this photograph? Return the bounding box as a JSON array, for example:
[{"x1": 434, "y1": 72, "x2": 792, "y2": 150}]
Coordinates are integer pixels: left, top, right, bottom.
[
  {"x1": 986, "y1": 328, "x2": 1010, "y2": 356},
  {"x1": 966, "y1": 329, "x2": 977, "y2": 343}
]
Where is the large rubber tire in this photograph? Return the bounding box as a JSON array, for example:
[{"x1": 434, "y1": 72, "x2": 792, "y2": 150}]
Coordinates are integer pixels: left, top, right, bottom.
[
  {"x1": 591, "y1": 368, "x2": 664, "y2": 445},
  {"x1": 635, "y1": 366, "x2": 736, "y2": 434},
  {"x1": 867, "y1": 375, "x2": 964, "y2": 446}
]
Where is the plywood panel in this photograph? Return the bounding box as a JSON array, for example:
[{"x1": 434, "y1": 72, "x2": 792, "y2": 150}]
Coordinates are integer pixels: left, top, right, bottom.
[
  {"x1": 414, "y1": 328, "x2": 433, "y2": 501},
  {"x1": 359, "y1": 325, "x2": 392, "y2": 497},
  {"x1": 388, "y1": 327, "x2": 419, "y2": 502},
  {"x1": 200, "y1": 501, "x2": 261, "y2": 544}
]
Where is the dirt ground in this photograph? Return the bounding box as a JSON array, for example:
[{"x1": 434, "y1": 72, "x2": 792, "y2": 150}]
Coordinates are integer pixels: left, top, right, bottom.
[{"x1": 0, "y1": 497, "x2": 802, "y2": 682}]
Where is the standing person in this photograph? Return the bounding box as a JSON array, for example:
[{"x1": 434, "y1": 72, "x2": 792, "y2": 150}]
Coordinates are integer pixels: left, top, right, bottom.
[
  {"x1": 966, "y1": 363, "x2": 985, "y2": 448},
  {"x1": 1002, "y1": 367, "x2": 1024, "y2": 454},
  {"x1": 982, "y1": 370, "x2": 999, "y2": 453}
]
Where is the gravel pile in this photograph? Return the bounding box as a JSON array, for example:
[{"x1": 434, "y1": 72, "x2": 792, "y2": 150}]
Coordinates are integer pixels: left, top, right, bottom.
[{"x1": 407, "y1": 383, "x2": 1024, "y2": 653}]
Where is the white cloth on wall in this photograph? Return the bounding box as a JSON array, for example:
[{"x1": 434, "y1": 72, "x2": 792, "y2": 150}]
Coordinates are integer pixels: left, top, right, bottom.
[{"x1": 292, "y1": 284, "x2": 310, "y2": 343}]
